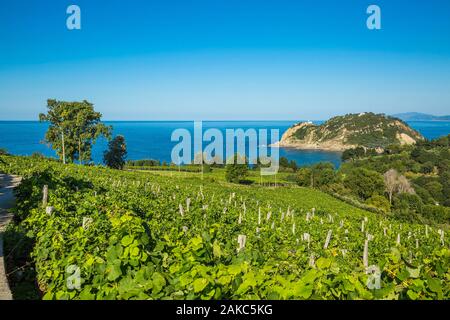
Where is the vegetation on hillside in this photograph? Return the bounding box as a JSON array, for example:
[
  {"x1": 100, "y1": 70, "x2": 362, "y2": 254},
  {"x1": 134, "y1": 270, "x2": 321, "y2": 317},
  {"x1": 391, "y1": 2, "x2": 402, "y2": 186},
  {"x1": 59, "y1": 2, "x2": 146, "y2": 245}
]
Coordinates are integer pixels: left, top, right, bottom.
[
  {"x1": 0, "y1": 107, "x2": 448, "y2": 300},
  {"x1": 0, "y1": 155, "x2": 448, "y2": 300},
  {"x1": 225, "y1": 154, "x2": 249, "y2": 183},
  {"x1": 295, "y1": 135, "x2": 450, "y2": 225},
  {"x1": 286, "y1": 112, "x2": 424, "y2": 150}
]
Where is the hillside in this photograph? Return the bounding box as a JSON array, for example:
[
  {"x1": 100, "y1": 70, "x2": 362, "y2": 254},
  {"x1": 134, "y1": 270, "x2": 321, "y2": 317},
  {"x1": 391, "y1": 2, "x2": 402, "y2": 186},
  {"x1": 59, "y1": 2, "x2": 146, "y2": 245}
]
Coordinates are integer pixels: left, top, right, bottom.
[
  {"x1": 0, "y1": 155, "x2": 448, "y2": 300},
  {"x1": 392, "y1": 112, "x2": 450, "y2": 121},
  {"x1": 274, "y1": 113, "x2": 424, "y2": 151},
  {"x1": 342, "y1": 134, "x2": 450, "y2": 213}
]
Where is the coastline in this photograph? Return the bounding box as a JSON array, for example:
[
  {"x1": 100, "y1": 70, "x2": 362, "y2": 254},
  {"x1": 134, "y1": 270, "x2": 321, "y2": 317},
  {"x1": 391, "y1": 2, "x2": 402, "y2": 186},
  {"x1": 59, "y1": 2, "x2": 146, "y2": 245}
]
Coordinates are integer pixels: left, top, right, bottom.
[
  {"x1": 0, "y1": 120, "x2": 448, "y2": 165},
  {"x1": 270, "y1": 140, "x2": 350, "y2": 152}
]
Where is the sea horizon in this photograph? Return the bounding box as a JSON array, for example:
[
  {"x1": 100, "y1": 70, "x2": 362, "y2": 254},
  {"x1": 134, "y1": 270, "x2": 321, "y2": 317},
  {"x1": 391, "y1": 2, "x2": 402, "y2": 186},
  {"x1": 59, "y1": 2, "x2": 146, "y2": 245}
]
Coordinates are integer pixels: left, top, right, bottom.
[
  {"x1": 1, "y1": 119, "x2": 449, "y2": 168},
  {"x1": 2, "y1": 118, "x2": 450, "y2": 123},
  {"x1": 0, "y1": 119, "x2": 318, "y2": 123}
]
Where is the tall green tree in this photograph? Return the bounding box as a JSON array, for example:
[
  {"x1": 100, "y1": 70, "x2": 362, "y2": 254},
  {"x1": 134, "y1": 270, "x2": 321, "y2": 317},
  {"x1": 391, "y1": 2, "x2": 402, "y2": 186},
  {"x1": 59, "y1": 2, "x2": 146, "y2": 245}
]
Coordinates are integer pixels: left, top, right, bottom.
[
  {"x1": 279, "y1": 156, "x2": 290, "y2": 168},
  {"x1": 296, "y1": 167, "x2": 312, "y2": 187},
  {"x1": 104, "y1": 135, "x2": 127, "y2": 169},
  {"x1": 289, "y1": 160, "x2": 298, "y2": 171},
  {"x1": 344, "y1": 167, "x2": 385, "y2": 201},
  {"x1": 225, "y1": 154, "x2": 249, "y2": 183},
  {"x1": 39, "y1": 99, "x2": 111, "y2": 164}
]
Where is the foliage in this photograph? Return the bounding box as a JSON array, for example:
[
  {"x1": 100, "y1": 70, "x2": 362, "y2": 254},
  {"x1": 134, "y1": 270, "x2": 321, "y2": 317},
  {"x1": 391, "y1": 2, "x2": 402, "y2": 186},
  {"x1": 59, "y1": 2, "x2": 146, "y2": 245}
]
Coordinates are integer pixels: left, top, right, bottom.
[
  {"x1": 296, "y1": 167, "x2": 312, "y2": 187},
  {"x1": 3, "y1": 225, "x2": 41, "y2": 299},
  {"x1": 342, "y1": 147, "x2": 378, "y2": 161},
  {"x1": 225, "y1": 154, "x2": 249, "y2": 183},
  {"x1": 393, "y1": 193, "x2": 424, "y2": 214},
  {"x1": 311, "y1": 163, "x2": 337, "y2": 188},
  {"x1": 343, "y1": 168, "x2": 385, "y2": 201},
  {"x1": 31, "y1": 152, "x2": 46, "y2": 159},
  {"x1": 296, "y1": 163, "x2": 336, "y2": 188},
  {"x1": 422, "y1": 205, "x2": 450, "y2": 225},
  {"x1": 366, "y1": 195, "x2": 391, "y2": 213},
  {"x1": 203, "y1": 164, "x2": 212, "y2": 173},
  {"x1": 0, "y1": 155, "x2": 448, "y2": 300},
  {"x1": 126, "y1": 159, "x2": 161, "y2": 167},
  {"x1": 331, "y1": 135, "x2": 450, "y2": 220},
  {"x1": 104, "y1": 135, "x2": 127, "y2": 170},
  {"x1": 279, "y1": 157, "x2": 298, "y2": 171},
  {"x1": 39, "y1": 99, "x2": 111, "y2": 163}
]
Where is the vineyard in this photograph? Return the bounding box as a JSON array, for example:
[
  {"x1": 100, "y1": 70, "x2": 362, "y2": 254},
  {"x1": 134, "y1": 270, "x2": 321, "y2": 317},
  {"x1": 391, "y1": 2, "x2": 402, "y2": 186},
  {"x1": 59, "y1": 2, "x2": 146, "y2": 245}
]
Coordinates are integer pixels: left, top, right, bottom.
[{"x1": 0, "y1": 155, "x2": 449, "y2": 300}]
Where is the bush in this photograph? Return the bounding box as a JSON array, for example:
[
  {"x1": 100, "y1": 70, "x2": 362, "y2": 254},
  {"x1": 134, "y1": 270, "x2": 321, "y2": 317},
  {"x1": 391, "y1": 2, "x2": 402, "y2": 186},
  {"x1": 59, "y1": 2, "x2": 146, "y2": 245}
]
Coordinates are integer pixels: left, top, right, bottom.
[
  {"x1": 366, "y1": 195, "x2": 391, "y2": 213},
  {"x1": 342, "y1": 147, "x2": 366, "y2": 161},
  {"x1": 296, "y1": 167, "x2": 312, "y2": 187},
  {"x1": 127, "y1": 159, "x2": 160, "y2": 167},
  {"x1": 424, "y1": 181, "x2": 444, "y2": 204},
  {"x1": 289, "y1": 160, "x2": 298, "y2": 171},
  {"x1": 31, "y1": 152, "x2": 45, "y2": 159},
  {"x1": 279, "y1": 156, "x2": 290, "y2": 168},
  {"x1": 413, "y1": 185, "x2": 436, "y2": 205},
  {"x1": 225, "y1": 154, "x2": 248, "y2": 183},
  {"x1": 343, "y1": 168, "x2": 385, "y2": 201},
  {"x1": 314, "y1": 167, "x2": 337, "y2": 187},
  {"x1": 296, "y1": 163, "x2": 337, "y2": 189},
  {"x1": 393, "y1": 193, "x2": 424, "y2": 214},
  {"x1": 310, "y1": 162, "x2": 337, "y2": 188},
  {"x1": 422, "y1": 205, "x2": 450, "y2": 224},
  {"x1": 421, "y1": 162, "x2": 434, "y2": 174},
  {"x1": 278, "y1": 157, "x2": 298, "y2": 172}
]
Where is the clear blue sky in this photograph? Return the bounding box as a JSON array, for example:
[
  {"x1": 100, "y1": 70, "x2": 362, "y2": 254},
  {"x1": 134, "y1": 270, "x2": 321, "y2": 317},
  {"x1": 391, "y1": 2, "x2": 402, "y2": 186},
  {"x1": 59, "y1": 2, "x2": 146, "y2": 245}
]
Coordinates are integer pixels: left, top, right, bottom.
[{"x1": 1, "y1": 0, "x2": 450, "y2": 120}]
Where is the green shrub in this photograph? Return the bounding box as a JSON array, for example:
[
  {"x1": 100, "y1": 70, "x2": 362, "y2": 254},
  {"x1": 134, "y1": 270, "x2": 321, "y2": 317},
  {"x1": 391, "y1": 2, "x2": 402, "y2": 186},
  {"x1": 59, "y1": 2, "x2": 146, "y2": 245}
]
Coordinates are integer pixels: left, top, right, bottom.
[
  {"x1": 225, "y1": 154, "x2": 248, "y2": 183},
  {"x1": 296, "y1": 167, "x2": 312, "y2": 187},
  {"x1": 393, "y1": 193, "x2": 424, "y2": 214},
  {"x1": 422, "y1": 205, "x2": 450, "y2": 224},
  {"x1": 343, "y1": 168, "x2": 385, "y2": 201},
  {"x1": 366, "y1": 195, "x2": 391, "y2": 213}
]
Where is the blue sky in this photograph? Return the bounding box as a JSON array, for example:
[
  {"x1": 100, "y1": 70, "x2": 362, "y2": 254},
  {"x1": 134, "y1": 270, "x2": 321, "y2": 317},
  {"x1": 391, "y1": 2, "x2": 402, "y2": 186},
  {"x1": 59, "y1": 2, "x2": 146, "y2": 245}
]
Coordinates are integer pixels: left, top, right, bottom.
[{"x1": 1, "y1": 0, "x2": 450, "y2": 120}]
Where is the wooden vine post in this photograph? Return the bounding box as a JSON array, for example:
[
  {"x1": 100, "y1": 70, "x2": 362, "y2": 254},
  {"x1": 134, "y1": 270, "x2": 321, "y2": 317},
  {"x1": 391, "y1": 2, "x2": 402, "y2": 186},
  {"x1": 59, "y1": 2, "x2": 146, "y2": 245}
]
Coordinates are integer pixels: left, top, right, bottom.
[
  {"x1": 363, "y1": 240, "x2": 369, "y2": 268},
  {"x1": 324, "y1": 230, "x2": 332, "y2": 249},
  {"x1": 42, "y1": 185, "x2": 48, "y2": 208}
]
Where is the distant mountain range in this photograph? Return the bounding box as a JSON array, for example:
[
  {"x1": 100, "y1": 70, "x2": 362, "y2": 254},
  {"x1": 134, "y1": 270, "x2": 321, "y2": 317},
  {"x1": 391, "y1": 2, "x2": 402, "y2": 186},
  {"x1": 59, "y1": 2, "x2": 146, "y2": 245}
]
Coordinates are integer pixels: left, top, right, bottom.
[{"x1": 393, "y1": 112, "x2": 450, "y2": 121}]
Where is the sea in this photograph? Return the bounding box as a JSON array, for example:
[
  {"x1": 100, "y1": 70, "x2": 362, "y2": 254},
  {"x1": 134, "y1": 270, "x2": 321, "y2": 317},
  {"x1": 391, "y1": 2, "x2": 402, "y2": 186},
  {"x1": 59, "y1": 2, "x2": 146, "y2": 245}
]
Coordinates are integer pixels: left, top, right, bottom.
[{"x1": 0, "y1": 120, "x2": 449, "y2": 168}]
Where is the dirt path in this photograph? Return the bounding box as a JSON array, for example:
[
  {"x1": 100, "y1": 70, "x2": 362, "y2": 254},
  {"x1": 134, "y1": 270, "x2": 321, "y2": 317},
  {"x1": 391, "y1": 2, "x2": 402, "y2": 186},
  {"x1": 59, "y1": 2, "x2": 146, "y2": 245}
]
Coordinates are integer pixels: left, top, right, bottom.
[{"x1": 0, "y1": 174, "x2": 22, "y2": 300}]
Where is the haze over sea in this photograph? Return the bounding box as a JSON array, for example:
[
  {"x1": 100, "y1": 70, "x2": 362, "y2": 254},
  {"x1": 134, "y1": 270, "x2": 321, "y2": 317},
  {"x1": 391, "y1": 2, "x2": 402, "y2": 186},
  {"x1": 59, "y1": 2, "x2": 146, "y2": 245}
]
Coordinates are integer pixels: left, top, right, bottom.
[{"x1": 0, "y1": 120, "x2": 449, "y2": 168}]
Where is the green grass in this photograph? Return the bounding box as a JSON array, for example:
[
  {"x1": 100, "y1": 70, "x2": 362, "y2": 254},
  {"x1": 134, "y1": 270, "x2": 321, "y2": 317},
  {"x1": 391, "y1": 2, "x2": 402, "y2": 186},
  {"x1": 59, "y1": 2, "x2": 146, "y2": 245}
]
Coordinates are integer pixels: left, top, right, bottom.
[{"x1": 127, "y1": 166, "x2": 296, "y2": 186}]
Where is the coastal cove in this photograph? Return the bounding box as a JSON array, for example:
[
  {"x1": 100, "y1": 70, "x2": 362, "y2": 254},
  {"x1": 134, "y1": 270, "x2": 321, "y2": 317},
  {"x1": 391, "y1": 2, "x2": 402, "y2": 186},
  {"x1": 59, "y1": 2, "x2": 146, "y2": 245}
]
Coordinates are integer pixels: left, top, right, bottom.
[{"x1": 0, "y1": 120, "x2": 449, "y2": 168}]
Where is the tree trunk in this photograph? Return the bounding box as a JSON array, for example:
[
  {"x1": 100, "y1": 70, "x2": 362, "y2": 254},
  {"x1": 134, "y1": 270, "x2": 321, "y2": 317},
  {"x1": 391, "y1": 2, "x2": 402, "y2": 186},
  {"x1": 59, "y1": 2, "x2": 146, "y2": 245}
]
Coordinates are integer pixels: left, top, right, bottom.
[
  {"x1": 62, "y1": 131, "x2": 66, "y2": 164},
  {"x1": 78, "y1": 139, "x2": 82, "y2": 165}
]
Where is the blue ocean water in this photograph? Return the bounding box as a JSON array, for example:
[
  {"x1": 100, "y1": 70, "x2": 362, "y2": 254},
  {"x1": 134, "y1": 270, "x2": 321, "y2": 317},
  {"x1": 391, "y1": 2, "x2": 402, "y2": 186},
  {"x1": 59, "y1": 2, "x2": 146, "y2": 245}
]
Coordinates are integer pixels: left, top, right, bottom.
[{"x1": 0, "y1": 120, "x2": 449, "y2": 168}]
